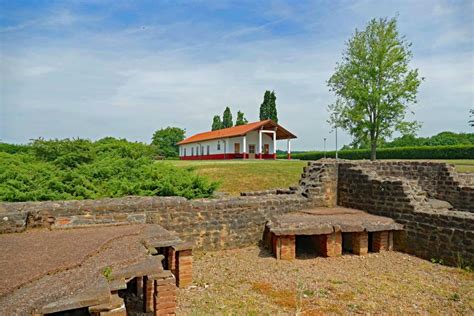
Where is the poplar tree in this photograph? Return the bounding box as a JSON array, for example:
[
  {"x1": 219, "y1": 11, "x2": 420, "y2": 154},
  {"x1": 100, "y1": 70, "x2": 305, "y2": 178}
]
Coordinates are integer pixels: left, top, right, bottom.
[
  {"x1": 259, "y1": 90, "x2": 278, "y2": 122},
  {"x1": 259, "y1": 91, "x2": 271, "y2": 121},
  {"x1": 222, "y1": 107, "x2": 233, "y2": 128},
  {"x1": 268, "y1": 91, "x2": 278, "y2": 123}
]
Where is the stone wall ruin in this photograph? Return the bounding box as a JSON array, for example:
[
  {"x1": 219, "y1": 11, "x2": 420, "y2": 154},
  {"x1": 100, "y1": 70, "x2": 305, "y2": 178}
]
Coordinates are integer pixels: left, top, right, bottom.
[{"x1": 1, "y1": 159, "x2": 473, "y2": 266}]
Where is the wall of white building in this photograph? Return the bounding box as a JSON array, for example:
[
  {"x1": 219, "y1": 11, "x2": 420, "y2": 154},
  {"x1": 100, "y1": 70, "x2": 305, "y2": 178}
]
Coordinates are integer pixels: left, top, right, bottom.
[{"x1": 179, "y1": 131, "x2": 275, "y2": 158}]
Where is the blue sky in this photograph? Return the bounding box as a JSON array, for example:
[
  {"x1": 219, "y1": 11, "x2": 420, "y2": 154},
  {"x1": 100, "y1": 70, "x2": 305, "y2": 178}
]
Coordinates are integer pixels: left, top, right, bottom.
[{"x1": 1, "y1": 0, "x2": 473, "y2": 150}]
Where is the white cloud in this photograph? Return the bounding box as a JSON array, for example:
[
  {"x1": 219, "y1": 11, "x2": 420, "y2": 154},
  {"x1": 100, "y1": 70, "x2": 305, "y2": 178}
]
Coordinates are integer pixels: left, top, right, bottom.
[{"x1": 1, "y1": 0, "x2": 472, "y2": 150}]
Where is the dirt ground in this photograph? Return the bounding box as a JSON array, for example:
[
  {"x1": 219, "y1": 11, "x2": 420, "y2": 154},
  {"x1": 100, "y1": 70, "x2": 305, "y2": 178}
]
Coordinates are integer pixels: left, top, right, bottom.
[{"x1": 177, "y1": 246, "x2": 473, "y2": 315}]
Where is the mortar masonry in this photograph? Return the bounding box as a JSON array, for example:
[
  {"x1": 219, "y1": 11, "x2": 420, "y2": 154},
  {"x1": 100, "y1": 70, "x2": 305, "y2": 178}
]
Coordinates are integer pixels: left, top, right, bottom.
[{"x1": 1, "y1": 159, "x2": 472, "y2": 266}]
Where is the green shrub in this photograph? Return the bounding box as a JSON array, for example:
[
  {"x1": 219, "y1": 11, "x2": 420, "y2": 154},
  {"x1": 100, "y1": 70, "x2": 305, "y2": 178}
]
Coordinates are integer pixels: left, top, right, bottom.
[
  {"x1": 279, "y1": 145, "x2": 474, "y2": 160},
  {"x1": 0, "y1": 142, "x2": 31, "y2": 154},
  {"x1": 0, "y1": 138, "x2": 218, "y2": 202}
]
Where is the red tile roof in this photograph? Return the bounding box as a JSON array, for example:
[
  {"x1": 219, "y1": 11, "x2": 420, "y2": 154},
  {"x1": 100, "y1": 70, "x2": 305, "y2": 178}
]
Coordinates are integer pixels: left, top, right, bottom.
[{"x1": 178, "y1": 119, "x2": 296, "y2": 145}]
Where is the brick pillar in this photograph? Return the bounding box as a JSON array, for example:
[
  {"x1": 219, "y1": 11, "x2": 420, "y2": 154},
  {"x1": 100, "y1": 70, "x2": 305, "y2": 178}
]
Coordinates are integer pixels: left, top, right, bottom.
[
  {"x1": 352, "y1": 232, "x2": 368, "y2": 255},
  {"x1": 167, "y1": 247, "x2": 177, "y2": 275},
  {"x1": 143, "y1": 276, "x2": 155, "y2": 312},
  {"x1": 176, "y1": 249, "x2": 193, "y2": 288},
  {"x1": 372, "y1": 231, "x2": 390, "y2": 252},
  {"x1": 154, "y1": 271, "x2": 177, "y2": 315},
  {"x1": 279, "y1": 235, "x2": 296, "y2": 260},
  {"x1": 315, "y1": 232, "x2": 342, "y2": 257}
]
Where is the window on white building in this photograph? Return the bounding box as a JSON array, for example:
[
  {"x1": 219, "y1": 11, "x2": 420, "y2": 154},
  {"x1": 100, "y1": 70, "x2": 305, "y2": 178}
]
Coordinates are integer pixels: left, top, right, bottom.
[
  {"x1": 184, "y1": 148, "x2": 186, "y2": 157},
  {"x1": 191, "y1": 147, "x2": 194, "y2": 156},
  {"x1": 207, "y1": 145, "x2": 210, "y2": 155},
  {"x1": 217, "y1": 141, "x2": 221, "y2": 150}
]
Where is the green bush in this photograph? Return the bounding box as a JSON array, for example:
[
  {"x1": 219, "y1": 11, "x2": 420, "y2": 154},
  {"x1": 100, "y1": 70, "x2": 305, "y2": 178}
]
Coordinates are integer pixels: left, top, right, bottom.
[
  {"x1": 0, "y1": 142, "x2": 31, "y2": 154},
  {"x1": 279, "y1": 145, "x2": 474, "y2": 160},
  {"x1": 0, "y1": 138, "x2": 218, "y2": 202}
]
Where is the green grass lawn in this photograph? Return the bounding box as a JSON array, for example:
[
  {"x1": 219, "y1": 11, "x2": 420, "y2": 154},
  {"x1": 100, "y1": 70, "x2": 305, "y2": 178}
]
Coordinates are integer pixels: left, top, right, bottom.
[
  {"x1": 167, "y1": 160, "x2": 307, "y2": 196},
  {"x1": 438, "y1": 160, "x2": 474, "y2": 173},
  {"x1": 164, "y1": 159, "x2": 473, "y2": 196}
]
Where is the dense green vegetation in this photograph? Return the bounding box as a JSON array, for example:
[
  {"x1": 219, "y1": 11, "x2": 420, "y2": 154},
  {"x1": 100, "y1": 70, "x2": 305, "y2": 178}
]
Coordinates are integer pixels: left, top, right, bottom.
[
  {"x1": 279, "y1": 145, "x2": 474, "y2": 160},
  {"x1": 0, "y1": 138, "x2": 218, "y2": 202},
  {"x1": 151, "y1": 127, "x2": 186, "y2": 158},
  {"x1": 341, "y1": 131, "x2": 474, "y2": 150},
  {"x1": 382, "y1": 132, "x2": 474, "y2": 148}
]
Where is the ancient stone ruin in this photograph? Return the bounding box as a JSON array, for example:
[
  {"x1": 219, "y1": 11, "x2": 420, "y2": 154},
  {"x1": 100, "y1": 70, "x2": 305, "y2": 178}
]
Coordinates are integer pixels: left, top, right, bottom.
[
  {"x1": 264, "y1": 207, "x2": 403, "y2": 260},
  {"x1": 0, "y1": 159, "x2": 472, "y2": 314}
]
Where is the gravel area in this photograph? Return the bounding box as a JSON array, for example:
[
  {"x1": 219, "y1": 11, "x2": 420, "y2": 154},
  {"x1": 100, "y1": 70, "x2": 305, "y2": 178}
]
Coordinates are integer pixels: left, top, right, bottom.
[{"x1": 177, "y1": 246, "x2": 474, "y2": 314}]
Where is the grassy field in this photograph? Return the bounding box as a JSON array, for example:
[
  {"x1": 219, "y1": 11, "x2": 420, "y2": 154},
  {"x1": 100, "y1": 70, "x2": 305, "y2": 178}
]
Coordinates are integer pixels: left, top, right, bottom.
[
  {"x1": 165, "y1": 159, "x2": 473, "y2": 195},
  {"x1": 438, "y1": 160, "x2": 474, "y2": 173},
  {"x1": 168, "y1": 160, "x2": 307, "y2": 196}
]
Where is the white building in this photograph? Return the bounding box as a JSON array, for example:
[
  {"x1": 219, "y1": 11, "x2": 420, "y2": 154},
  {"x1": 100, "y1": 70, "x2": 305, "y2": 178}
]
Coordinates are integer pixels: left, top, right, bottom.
[{"x1": 178, "y1": 119, "x2": 296, "y2": 160}]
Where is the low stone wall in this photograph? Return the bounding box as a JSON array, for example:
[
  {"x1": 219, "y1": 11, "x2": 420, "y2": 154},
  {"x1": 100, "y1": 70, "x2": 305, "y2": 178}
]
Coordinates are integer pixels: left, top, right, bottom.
[
  {"x1": 337, "y1": 161, "x2": 474, "y2": 265},
  {"x1": 0, "y1": 194, "x2": 311, "y2": 251},
  {"x1": 1, "y1": 159, "x2": 472, "y2": 266}
]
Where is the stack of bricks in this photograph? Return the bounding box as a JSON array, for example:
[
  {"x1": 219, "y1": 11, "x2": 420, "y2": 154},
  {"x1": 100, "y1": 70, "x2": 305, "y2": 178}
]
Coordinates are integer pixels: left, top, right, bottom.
[
  {"x1": 144, "y1": 276, "x2": 155, "y2": 313},
  {"x1": 165, "y1": 242, "x2": 193, "y2": 288},
  {"x1": 372, "y1": 231, "x2": 393, "y2": 252},
  {"x1": 271, "y1": 234, "x2": 296, "y2": 260},
  {"x1": 143, "y1": 272, "x2": 177, "y2": 315},
  {"x1": 314, "y1": 232, "x2": 342, "y2": 257},
  {"x1": 154, "y1": 271, "x2": 177, "y2": 315},
  {"x1": 351, "y1": 232, "x2": 368, "y2": 255}
]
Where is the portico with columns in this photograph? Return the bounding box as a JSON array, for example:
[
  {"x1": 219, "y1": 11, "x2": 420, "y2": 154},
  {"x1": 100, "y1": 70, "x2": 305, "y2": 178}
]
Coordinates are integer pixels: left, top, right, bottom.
[{"x1": 178, "y1": 119, "x2": 296, "y2": 160}]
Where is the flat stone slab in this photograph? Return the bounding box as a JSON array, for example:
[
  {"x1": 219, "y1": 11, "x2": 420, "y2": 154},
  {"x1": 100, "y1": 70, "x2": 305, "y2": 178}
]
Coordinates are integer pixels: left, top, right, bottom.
[
  {"x1": 267, "y1": 207, "x2": 403, "y2": 236},
  {"x1": 40, "y1": 277, "x2": 111, "y2": 314},
  {"x1": 0, "y1": 224, "x2": 182, "y2": 315}
]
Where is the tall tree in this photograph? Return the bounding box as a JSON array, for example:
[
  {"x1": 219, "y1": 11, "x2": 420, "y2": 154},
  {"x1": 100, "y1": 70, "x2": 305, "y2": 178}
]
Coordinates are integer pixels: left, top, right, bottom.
[
  {"x1": 328, "y1": 17, "x2": 422, "y2": 160},
  {"x1": 151, "y1": 127, "x2": 185, "y2": 157},
  {"x1": 268, "y1": 91, "x2": 278, "y2": 123},
  {"x1": 211, "y1": 115, "x2": 223, "y2": 131},
  {"x1": 222, "y1": 107, "x2": 233, "y2": 128},
  {"x1": 259, "y1": 90, "x2": 272, "y2": 121},
  {"x1": 235, "y1": 110, "x2": 248, "y2": 126}
]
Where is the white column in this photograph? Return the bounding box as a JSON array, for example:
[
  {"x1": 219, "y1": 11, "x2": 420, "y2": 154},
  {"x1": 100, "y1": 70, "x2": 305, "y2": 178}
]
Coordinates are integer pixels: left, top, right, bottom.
[
  {"x1": 243, "y1": 135, "x2": 247, "y2": 158},
  {"x1": 272, "y1": 132, "x2": 276, "y2": 159},
  {"x1": 258, "y1": 130, "x2": 262, "y2": 159},
  {"x1": 287, "y1": 139, "x2": 291, "y2": 160}
]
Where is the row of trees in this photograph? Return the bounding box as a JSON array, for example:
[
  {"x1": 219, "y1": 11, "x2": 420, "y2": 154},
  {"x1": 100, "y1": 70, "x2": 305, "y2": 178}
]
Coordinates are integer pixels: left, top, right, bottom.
[
  {"x1": 210, "y1": 90, "x2": 280, "y2": 131},
  {"x1": 342, "y1": 131, "x2": 474, "y2": 150},
  {"x1": 211, "y1": 107, "x2": 248, "y2": 131}
]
